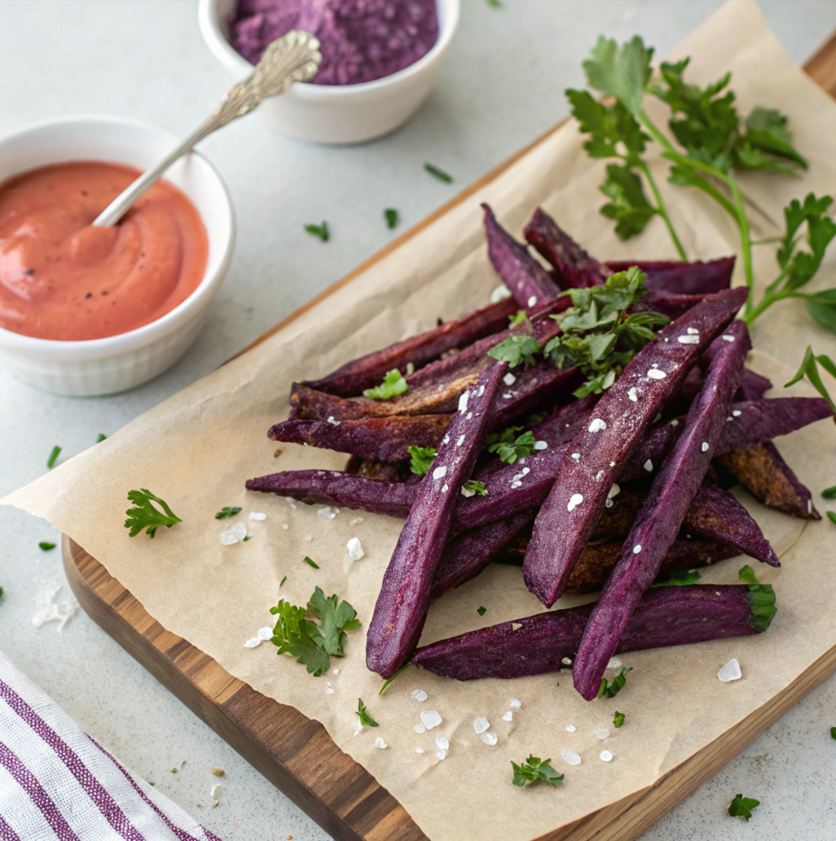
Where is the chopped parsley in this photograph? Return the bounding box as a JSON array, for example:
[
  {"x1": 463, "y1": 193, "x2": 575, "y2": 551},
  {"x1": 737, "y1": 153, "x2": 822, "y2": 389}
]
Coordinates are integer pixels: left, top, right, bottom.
[
  {"x1": 215, "y1": 506, "x2": 242, "y2": 520},
  {"x1": 356, "y1": 698, "x2": 379, "y2": 727},
  {"x1": 508, "y1": 310, "x2": 528, "y2": 327},
  {"x1": 243, "y1": 535, "x2": 252, "y2": 541},
  {"x1": 784, "y1": 345, "x2": 836, "y2": 413},
  {"x1": 363, "y1": 369, "x2": 408, "y2": 400},
  {"x1": 424, "y1": 162, "x2": 453, "y2": 183},
  {"x1": 597, "y1": 666, "x2": 633, "y2": 699},
  {"x1": 653, "y1": 569, "x2": 701, "y2": 587},
  {"x1": 728, "y1": 794, "x2": 760, "y2": 822},
  {"x1": 613, "y1": 711, "x2": 625, "y2": 728},
  {"x1": 280, "y1": 575, "x2": 287, "y2": 587},
  {"x1": 384, "y1": 208, "x2": 399, "y2": 229},
  {"x1": 408, "y1": 445, "x2": 437, "y2": 475},
  {"x1": 269, "y1": 586, "x2": 360, "y2": 676},
  {"x1": 38, "y1": 542, "x2": 56, "y2": 552},
  {"x1": 476, "y1": 605, "x2": 487, "y2": 616},
  {"x1": 304, "y1": 221, "x2": 329, "y2": 241},
  {"x1": 511, "y1": 755, "x2": 564, "y2": 788},
  {"x1": 303, "y1": 556, "x2": 319, "y2": 569},
  {"x1": 828, "y1": 512, "x2": 836, "y2": 526},
  {"x1": 124, "y1": 489, "x2": 182, "y2": 538},
  {"x1": 822, "y1": 485, "x2": 836, "y2": 499},
  {"x1": 486, "y1": 427, "x2": 536, "y2": 464},
  {"x1": 831, "y1": 727, "x2": 836, "y2": 740},
  {"x1": 47, "y1": 446, "x2": 61, "y2": 469},
  {"x1": 462, "y1": 479, "x2": 487, "y2": 496},
  {"x1": 488, "y1": 334, "x2": 542, "y2": 369},
  {"x1": 97, "y1": 434, "x2": 107, "y2": 443}
]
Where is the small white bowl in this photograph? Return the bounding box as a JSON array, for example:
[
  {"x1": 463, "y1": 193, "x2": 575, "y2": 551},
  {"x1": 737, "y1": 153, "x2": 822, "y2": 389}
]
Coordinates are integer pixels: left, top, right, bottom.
[
  {"x1": 0, "y1": 116, "x2": 235, "y2": 397},
  {"x1": 199, "y1": 0, "x2": 460, "y2": 144}
]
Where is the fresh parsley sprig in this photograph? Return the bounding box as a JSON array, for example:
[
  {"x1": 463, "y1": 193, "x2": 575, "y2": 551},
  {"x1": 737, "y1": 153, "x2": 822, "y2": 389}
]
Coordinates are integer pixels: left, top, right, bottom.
[
  {"x1": 462, "y1": 479, "x2": 487, "y2": 497},
  {"x1": 356, "y1": 699, "x2": 379, "y2": 727},
  {"x1": 363, "y1": 369, "x2": 408, "y2": 400},
  {"x1": 486, "y1": 427, "x2": 536, "y2": 464},
  {"x1": 728, "y1": 793, "x2": 760, "y2": 822},
  {"x1": 784, "y1": 345, "x2": 836, "y2": 414},
  {"x1": 511, "y1": 755, "x2": 564, "y2": 788},
  {"x1": 124, "y1": 489, "x2": 182, "y2": 538},
  {"x1": 408, "y1": 445, "x2": 437, "y2": 475},
  {"x1": 488, "y1": 334, "x2": 542, "y2": 369},
  {"x1": 597, "y1": 666, "x2": 633, "y2": 699}
]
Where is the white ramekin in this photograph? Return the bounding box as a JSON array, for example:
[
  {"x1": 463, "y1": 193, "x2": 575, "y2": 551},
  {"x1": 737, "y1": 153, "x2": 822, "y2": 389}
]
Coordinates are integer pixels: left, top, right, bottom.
[
  {"x1": 0, "y1": 116, "x2": 235, "y2": 397},
  {"x1": 199, "y1": 0, "x2": 461, "y2": 144}
]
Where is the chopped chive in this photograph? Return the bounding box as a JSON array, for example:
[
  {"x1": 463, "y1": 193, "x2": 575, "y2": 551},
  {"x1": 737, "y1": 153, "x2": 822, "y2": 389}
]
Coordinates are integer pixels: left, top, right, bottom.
[
  {"x1": 97, "y1": 434, "x2": 107, "y2": 443},
  {"x1": 47, "y1": 446, "x2": 61, "y2": 469},
  {"x1": 831, "y1": 726, "x2": 836, "y2": 740},
  {"x1": 476, "y1": 605, "x2": 487, "y2": 616},
  {"x1": 384, "y1": 208, "x2": 399, "y2": 229},
  {"x1": 822, "y1": 485, "x2": 836, "y2": 499},
  {"x1": 378, "y1": 663, "x2": 411, "y2": 695},
  {"x1": 303, "y1": 556, "x2": 319, "y2": 569},
  {"x1": 280, "y1": 575, "x2": 287, "y2": 587},
  {"x1": 38, "y1": 542, "x2": 56, "y2": 551},
  {"x1": 304, "y1": 221, "x2": 329, "y2": 241},
  {"x1": 424, "y1": 163, "x2": 453, "y2": 183}
]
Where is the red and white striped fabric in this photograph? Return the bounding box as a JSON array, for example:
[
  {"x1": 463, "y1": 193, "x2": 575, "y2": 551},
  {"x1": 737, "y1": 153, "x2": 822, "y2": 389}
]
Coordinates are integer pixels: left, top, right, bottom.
[{"x1": 0, "y1": 651, "x2": 223, "y2": 841}]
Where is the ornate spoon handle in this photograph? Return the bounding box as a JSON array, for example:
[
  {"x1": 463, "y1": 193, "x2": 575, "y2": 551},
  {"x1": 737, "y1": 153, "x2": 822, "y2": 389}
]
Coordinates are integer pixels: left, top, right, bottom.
[{"x1": 93, "y1": 30, "x2": 321, "y2": 227}]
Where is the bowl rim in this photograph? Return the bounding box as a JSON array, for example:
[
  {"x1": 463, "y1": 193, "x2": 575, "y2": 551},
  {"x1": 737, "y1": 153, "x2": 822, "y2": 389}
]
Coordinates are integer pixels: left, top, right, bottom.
[
  {"x1": 198, "y1": 0, "x2": 461, "y2": 98},
  {"x1": 0, "y1": 114, "x2": 236, "y2": 358}
]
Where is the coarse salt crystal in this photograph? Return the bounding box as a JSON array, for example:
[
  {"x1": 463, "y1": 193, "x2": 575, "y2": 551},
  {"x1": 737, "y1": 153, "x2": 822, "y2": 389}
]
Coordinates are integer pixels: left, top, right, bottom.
[
  {"x1": 670, "y1": 419, "x2": 679, "y2": 427},
  {"x1": 318, "y1": 506, "x2": 337, "y2": 519},
  {"x1": 607, "y1": 657, "x2": 622, "y2": 669},
  {"x1": 595, "y1": 470, "x2": 604, "y2": 482},
  {"x1": 457, "y1": 434, "x2": 465, "y2": 447},
  {"x1": 600, "y1": 750, "x2": 613, "y2": 762},
  {"x1": 347, "y1": 538, "x2": 364, "y2": 560},
  {"x1": 326, "y1": 416, "x2": 341, "y2": 426},
  {"x1": 411, "y1": 689, "x2": 428, "y2": 703},
  {"x1": 442, "y1": 484, "x2": 449, "y2": 493},
  {"x1": 375, "y1": 738, "x2": 387, "y2": 749},
  {"x1": 435, "y1": 737, "x2": 449, "y2": 751},
  {"x1": 249, "y1": 512, "x2": 266, "y2": 521},
  {"x1": 562, "y1": 657, "x2": 572, "y2": 665},
  {"x1": 433, "y1": 465, "x2": 447, "y2": 481},
  {"x1": 303, "y1": 535, "x2": 312, "y2": 542},
  {"x1": 503, "y1": 373, "x2": 516, "y2": 386},
  {"x1": 461, "y1": 485, "x2": 476, "y2": 498},
  {"x1": 502, "y1": 711, "x2": 513, "y2": 721},
  {"x1": 608, "y1": 484, "x2": 621, "y2": 499},
  {"x1": 257, "y1": 626, "x2": 273, "y2": 641},
  {"x1": 420, "y1": 710, "x2": 442, "y2": 730},
  {"x1": 490, "y1": 284, "x2": 511, "y2": 303},
  {"x1": 701, "y1": 442, "x2": 709, "y2": 452},
  {"x1": 473, "y1": 717, "x2": 490, "y2": 734},
  {"x1": 722, "y1": 334, "x2": 735, "y2": 342},
  {"x1": 605, "y1": 499, "x2": 614, "y2": 508},
  {"x1": 571, "y1": 452, "x2": 580, "y2": 461},
  {"x1": 243, "y1": 638, "x2": 261, "y2": 648},
  {"x1": 565, "y1": 724, "x2": 576, "y2": 732},
  {"x1": 325, "y1": 686, "x2": 334, "y2": 695},
  {"x1": 647, "y1": 369, "x2": 666, "y2": 380},
  {"x1": 477, "y1": 385, "x2": 485, "y2": 397},
  {"x1": 467, "y1": 412, "x2": 473, "y2": 420},
  {"x1": 458, "y1": 392, "x2": 469, "y2": 413},
  {"x1": 644, "y1": 460, "x2": 653, "y2": 472},
  {"x1": 687, "y1": 327, "x2": 699, "y2": 335},
  {"x1": 588, "y1": 418, "x2": 607, "y2": 433},
  {"x1": 677, "y1": 335, "x2": 700, "y2": 344},
  {"x1": 282, "y1": 523, "x2": 288, "y2": 530},
  {"x1": 567, "y1": 493, "x2": 584, "y2": 512},
  {"x1": 503, "y1": 392, "x2": 513, "y2": 399},
  {"x1": 633, "y1": 544, "x2": 642, "y2": 554},
  {"x1": 414, "y1": 724, "x2": 426, "y2": 734},
  {"x1": 596, "y1": 729, "x2": 609, "y2": 740},
  {"x1": 436, "y1": 749, "x2": 447, "y2": 760},
  {"x1": 534, "y1": 440, "x2": 548, "y2": 450},
  {"x1": 628, "y1": 387, "x2": 639, "y2": 402},
  {"x1": 718, "y1": 658, "x2": 742, "y2": 682},
  {"x1": 527, "y1": 295, "x2": 537, "y2": 307},
  {"x1": 561, "y1": 749, "x2": 581, "y2": 766},
  {"x1": 285, "y1": 497, "x2": 298, "y2": 510},
  {"x1": 510, "y1": 699, "x2": 522, "y2": 708},
  {"x1": 220, "y1": 531, "x2": 239, "y2": 546},
  {"x1": 415, "y1": 747, "x2": 425, "y2": 753},
  {"x1": 481, "y1": 732, "x2": 498, "y2": 746}
]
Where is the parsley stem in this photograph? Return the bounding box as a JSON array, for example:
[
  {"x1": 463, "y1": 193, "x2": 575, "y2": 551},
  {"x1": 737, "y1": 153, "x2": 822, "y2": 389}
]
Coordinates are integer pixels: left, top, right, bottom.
[{"x1": 635, "y1": 159, "x2": 687, "y2": 261}]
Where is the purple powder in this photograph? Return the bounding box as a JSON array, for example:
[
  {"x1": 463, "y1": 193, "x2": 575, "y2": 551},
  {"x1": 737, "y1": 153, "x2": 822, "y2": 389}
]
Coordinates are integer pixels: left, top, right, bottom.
[{"x1": 229, "y1": 0, "x2": 440, "y2": 86}]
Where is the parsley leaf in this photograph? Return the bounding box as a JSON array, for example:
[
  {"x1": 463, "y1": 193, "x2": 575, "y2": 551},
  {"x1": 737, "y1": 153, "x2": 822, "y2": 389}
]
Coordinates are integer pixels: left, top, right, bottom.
[
  {"x1": 784, "y1": 345, "x2": 836, "y2": 413},
  {"x1": 822, "y1": 486, "x2": 836, "y2": 500},
  {"x1": 308, "y1": 586, "x2": 361, "y2": 656},
  {"x1": 47, "y1": 446, "x2": 61, "y2": 469},
  {"x1": 582, "y1": 35, "x2": 653, "y2": 117},
  {"x1": 511, "y1": 755, "x2": 564, "y2": 788},
  {"x1": 425, "y1": 163, "x2": 453, "y2": 183},
  {"x1": 827, "y1": 512, "x2": 836, "y2": 526},
  {"x1": 462, "y1": 479, "x2": 487, "y2": 497},
  {"x1": 600, "y1": 163, "x2": 658, "y2": 239},
  {"x1": 566, "y1": 89, "x2": 649, "y2": 161},
  {"x1": 356, "y1": 698, "x2": 379, "y2": 727},
  {"x1": 653, "y1": 569, "x2": 701, "y2": 587},
  {"x1": 408, "y1": 445, "x2": 437, "y2": 476},
  {"x1": 97, "y1": 433, "x2": 107, "y2": 443},
  {"x1": 215, "y1": 506, "x2": 242, "y2": 519},
  {"x1": 38, "y1": 542, "x2": 56, "y2": 551},
  {"x1": 384, "y1": 208, "x2": 399, "y2": 229},
  {"x1": 831, "y1": 727, "x2": 836, "y2": 740},
  {"x1": 508, "y1": 309, "x2": 528, "y2": 327},
  {"x1": 363, "y1": 369, "x2": 408, "y2": 400},
  {"x1": 613, "y1": 711, "x2": 625, "y2": 728},
  {"x1": 486, "y1": 427, "x2": 536, "y2": 464},
  {"x1": 597, "y1": 666, "x2": 633, "y2": 699},
  {"x1": 728, "y1": 794, "x2": 760, "y2": 822},
  {"x1": 124, "y1": 489, "x2": 182, "y2": 538},
  {"x1": 488, "y1": 334, "x2": 543, "y2": 369},
  {"x1": 304, "y1": 556, "x2": 319, "y2": 569},
  {"x1": 741, "y1": 106, "x2": 807, "y2": 170},
  {"x1": 477, "y1": 605, "x2": 487, "y2": 616},
  {"x1": 304, "y1": 221, "x2": 329, "y2": 241}
]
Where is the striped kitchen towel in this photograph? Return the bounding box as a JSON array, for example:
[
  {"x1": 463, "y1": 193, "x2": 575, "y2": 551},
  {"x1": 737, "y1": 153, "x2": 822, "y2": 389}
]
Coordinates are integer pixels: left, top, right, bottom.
[{"x1": 0, "y1": 650, "x2": 222, "y2": 841}]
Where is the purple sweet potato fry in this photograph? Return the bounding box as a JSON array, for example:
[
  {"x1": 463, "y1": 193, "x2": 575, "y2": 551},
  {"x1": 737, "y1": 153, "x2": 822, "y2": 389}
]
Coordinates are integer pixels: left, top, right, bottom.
[
  {"x1": 367, "y1": 364, "x2": 505, "y2": 678},
  {"x1": 524, "y1": 208, "x2": 608, "y2": 289},
  {"x1": 482, "y1": 204, "x2": 562, "y2": 308},
  {"x1": 718, "y1": 440, "x2": 820, "y2": 519},
  {"x1": 636, "y1": 288, "x2": 706, "y2": 319},
  {"x1": 267, "y1": 415, "x2": 451, "y2": 463},
  {"x1": 430, "y1": 511, "x2": 536, "y2": 603},
  {"x1": 522, "y1": 286, "x2": 748, "y2": 608},
  {"x1": 605, "y1": 257, "x2": 735, "y2": 295},
  {"x1": 572, "y1": 320, "x2": 753, "y2": 701},
  {"x1": 302, "y1": 298, "x2": 518, "y2": 396},
  {"x1": 411, "y1": 583, "x2": 774, "y2": 681}
]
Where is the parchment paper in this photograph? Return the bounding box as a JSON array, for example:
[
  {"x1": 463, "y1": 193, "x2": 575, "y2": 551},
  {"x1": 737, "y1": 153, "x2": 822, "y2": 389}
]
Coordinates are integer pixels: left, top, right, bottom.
[{"x1": 6, "y1": 2, "x2": 836, "y2": 839}]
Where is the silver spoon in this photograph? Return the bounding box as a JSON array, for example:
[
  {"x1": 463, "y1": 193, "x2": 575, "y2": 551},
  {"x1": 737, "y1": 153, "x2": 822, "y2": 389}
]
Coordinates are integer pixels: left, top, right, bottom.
[{"x1": 93, "y1": 30, "x2": 322, "y2": 228}]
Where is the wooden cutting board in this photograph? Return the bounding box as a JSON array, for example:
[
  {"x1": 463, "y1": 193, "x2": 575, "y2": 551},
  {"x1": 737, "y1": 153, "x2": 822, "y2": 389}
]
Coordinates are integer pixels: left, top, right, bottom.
[{"x1": 64, "y1": 32, "x2": 836, "y2": 841}]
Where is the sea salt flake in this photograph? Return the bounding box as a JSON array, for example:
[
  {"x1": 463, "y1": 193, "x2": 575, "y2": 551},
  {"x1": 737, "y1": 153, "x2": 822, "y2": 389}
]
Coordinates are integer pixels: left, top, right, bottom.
[
  {"x1": 571, "y1": 452, "x2": 580, "y2": 461},
  {"x1": 588, "y1": 418, "x2": 607, "y2": 433},
  {"x1": 285, "y1": 497, "x2": 298, "y2": 510},
  {"x1": 647, "y1": 369, "x2": 666, "y2": 380},
  {"x1": 347, "y1": 538, "x2": 364, "y2": 560},
  {"x1": 644, "y1": 460, "x2": 653, "y2": 472},
  {"x1": 732, "y1": 410, "x2": 741, "y2": 417},
  {"x1": 510, "y1": 699, "x2": 522, "y2": 708},
  {"x1": 628, "y1": 387, "x2": 639, "y2": 402},
  {"x1": 502, "y1": 711, "x2": 513, "y2": 721},
  {"x1": 633, "y1": 544, "x2": 642, "y2": 554},
  {"x1": 600, "y1": 750, "x2": 613, "y2": 762},
  {"x1": 441, "y1": 484, "x2": 449, "y2": 493},
  {"x1": 718, "y1": 658, "x2": 742, "y2": 682},
  {"x1": 318, "y1": 506, "x2": 337, "y2": 519},
  {"x1": 534, "y1": 440, "x2": 548, "y2": 450},
  {"x1": 456, "y1": 434, "x2": 466, "y2": 447},
  {"x1": 411, "y1": 689, "x2": 428, "y2": 702},
  {"x1": 477, "y1": 385, "x2": 485, "y2": 397},
  {"x1": 687, "y1": 327, "x2": 699, "y2": 335},
  {"x1": 467, "y1": 412, "x2": 473, "y2": 420},
  {"x1": 257, "y1": 626, "x2": 273, "y2": 641},
  {"x1": 605, "y1": 499, "x2": 614, "y2": 508},
  {"x1": 436, "y1": 749, "x2": 447, "y2": 760},
  {"x1": 503, "y1": 392, "x2": 513, "y2": 399},
  {"x1": 561, "y1": 749, "x2": 581, "y2": 766},
  {"x1": 722, "y1": 334, "x2": 735, "y2": 342},
  {"x1": 503, "y1": 373, "x2": 516, "y2": 386},
  {"x1": 670, "y1": 419, "x2": 679, "y2": 427},
  {"x1": 458, "y1": 391, "x2": 469, "y2": 413},
  {"x1": 596, "y1": 729, "x2": 610, "y2": 740},
  {"x1": 701, "y1": 442, "x2": 709, "y2": 452},
  {"x1": 375, "y1": 738, "x2": 388, "y2": 749},
  {"x1": 415, "y1": 747, "x2": 425, "y2": 753},
  {"x1": 561, "y1": 657, "x2": 572, "y2": 665},
  {"x1": 325, "y1": 686, "x2": 334, "y2": 695},
  {"x1": 481, "y1": 732, "x2": 498, "y2": 746},
  {"x1": 608, "y1": 484, "x2": 621, "y2": 500},
  {"x1": 243, "y1": 638, "x2": 261, "y2": 649},
  {"x1": 607, "y1": 657, "x2": 622, "y2": 669},
  {"x1": 282, "y1": 523, "x2": 289, "y2": 530},
  {"x1": 565, "y1": 725, "x2": 576, "y2": 733},
  {"x1": 527, "y1": 295, "x2": 537, "y2": 307},
  {"x1": 229, "y1": 522, "x2": 247, "y2": 540},
  {"x1": 433, "y1": 465, "x2": 448, "y2": 481},
  {"x1": 303, "y1": 535, "x2": 312, "y2": 542},
  {"x1": 567, "y1": 493, "x2": 584, "y2": 512},
  {"x1": 490, "y1": 283, "x2": 512, "y2": 303},
  {"x1": 350, "y1": 517, "x2": 363, "y2": 525},
  {"x1": 326, "y1": 416, "x2": 341, "y2": 426},
  {"x1": 473, "y1": 717, "x2": 490, "y2": 734},
  {"x1": 677, "y1": 335, "x2": 700, "y2": 344},
  {"x1": 249, "y1": 512, "x2": 267, "y2": 521},
  {"x1": 414, "y1": 724, "x2": 426, "y2": 734},
  {"x1": 435, "y1": 737, "x2": 449, "y2": 750},
  {"x1": 420, "y1": 710, "x2": 442, "y2": 730},
  {"x1": 219, "y1": 531, "x2": 239, "y2": 546}
]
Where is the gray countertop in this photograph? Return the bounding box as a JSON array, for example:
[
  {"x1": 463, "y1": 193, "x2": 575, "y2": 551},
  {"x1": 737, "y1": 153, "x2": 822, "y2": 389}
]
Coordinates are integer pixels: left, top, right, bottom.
[{"x1": 1, "y1": 1, "x2": 834, "y2": 838}]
